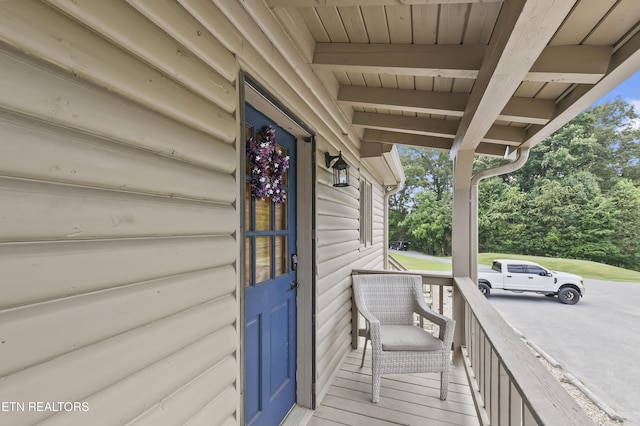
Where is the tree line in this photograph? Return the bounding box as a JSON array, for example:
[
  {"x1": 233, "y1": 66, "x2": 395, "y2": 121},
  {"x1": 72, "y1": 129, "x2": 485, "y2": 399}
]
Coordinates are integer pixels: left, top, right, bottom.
[{"x1": 389, "y1": 98, "x2": 640, "y2": 271}]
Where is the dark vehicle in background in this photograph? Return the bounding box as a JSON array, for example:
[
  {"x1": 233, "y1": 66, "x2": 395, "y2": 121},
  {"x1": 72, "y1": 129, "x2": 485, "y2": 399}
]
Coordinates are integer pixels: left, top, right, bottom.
[{"x1": 389, "y1": 241, "x2": 409, "y2": 251}]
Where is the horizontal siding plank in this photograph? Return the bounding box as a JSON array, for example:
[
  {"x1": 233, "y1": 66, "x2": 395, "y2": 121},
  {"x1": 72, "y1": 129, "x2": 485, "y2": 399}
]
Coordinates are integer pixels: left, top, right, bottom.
[
  {"x1": 317, "y1": 333, "x2": 352, "y2": 394},
  {"x1": 44, "y1": 0, "x2": 236, "y2": 113},
  {"x1": 41, "y1": 329, "x2": 237, "y2": 426},
  {"x1": 358, "y1": 251, "x2": 383, "y2": 271},
  {"x1": 183, "y1": 386, "x2": 239, "y2": 426},
  {"x1": 317, "y1": 299, "x2": 351, "y2": 343},
  {"x1": 317, "y1": 199, "x2": 359, "y2": 220},
  {"x1": 0, "y1": 1, "x2": 235, "y2": 142},
  {"x1": 316, "y1": 171, "x2": 360, "y2": 199},
  {"x1": 126, "y1": 0, "x2": 236, "y2": 83},
  {"x1": 128, "y1": 360, "x2": 237, "y2": 425},
  {"x1": 0, "y1": 178, "x2": 235, "y2": 242},
  {"x1": 317, "y1": 276, "x2": 351, "y2": 310},
  {"x1": 317, "y1": 240, "x2": 360, "y2": 264},
  {"x1": 0, "y1": 236, "x2": 234, "y2": 309},
  {"x1": 0, "y1": 48, "x2": 235, "y2": 173},
  {"x1": 0, "y1": 298, "x2": 236, "y2": 425},
  {"x1": 0, "y1": 113, "x2": 234, "y2": 202},
  {"x1": 317, "y1": 317, "x2": 351, "y2": 376},
  {"x1": 317, "y1": 251, "x2": 359, "y2": 278},
  {"x1": 0, "y1": 267, "x2": 236, "y2": 377},
  {"x1": 317, "y1": 229, "x2": 360, "y2": 247},
  {"x1": 316, "y1": 182, "x2": 359, "y2": 209},
  {"x1": 317, "y1": 215, "x2": 360, "y2": 231}
]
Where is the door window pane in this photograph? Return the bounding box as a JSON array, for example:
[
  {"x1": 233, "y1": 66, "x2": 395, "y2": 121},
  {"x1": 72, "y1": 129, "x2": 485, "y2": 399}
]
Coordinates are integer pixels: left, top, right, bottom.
[
  {"x1": 255, "y1": 236, "x2": 272, "y2": 283},
  {"x1": 275, "y1": 236, "x2": 288, "y2": 277},
  {"x1": 245, "y1": 182, "x2": 252, "y2": 231},
  {"x1": 245, "y1": 238, "x2": 253, "y2": 287},
  {"x1": 275, "y1": 200, "x2": 287, "y2": 231},
  {"x1": 255, "y1": 198, "x2": 272, "y2": 231}
]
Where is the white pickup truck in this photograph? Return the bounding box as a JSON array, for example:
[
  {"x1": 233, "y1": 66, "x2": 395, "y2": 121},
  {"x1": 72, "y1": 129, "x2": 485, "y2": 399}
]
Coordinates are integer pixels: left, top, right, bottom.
[{"x1": 478, "y1": 259, "x2": 585, "y2": 305}]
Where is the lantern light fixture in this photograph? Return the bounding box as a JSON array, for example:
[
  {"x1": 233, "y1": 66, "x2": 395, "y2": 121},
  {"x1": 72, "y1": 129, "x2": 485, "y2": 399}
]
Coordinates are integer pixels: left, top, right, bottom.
[{"x1": 324, "y1": 151, "x2": 350, "y2": 187}]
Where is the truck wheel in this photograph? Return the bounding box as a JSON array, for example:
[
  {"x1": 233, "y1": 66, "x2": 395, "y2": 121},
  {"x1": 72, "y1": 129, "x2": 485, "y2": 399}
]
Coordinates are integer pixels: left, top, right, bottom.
[
  {"x1": 478, "y1": 282, "x2": 490, "y2": 297},
  {"x1": 558, "y1": 287, "x2": 580, "y2": 305}
]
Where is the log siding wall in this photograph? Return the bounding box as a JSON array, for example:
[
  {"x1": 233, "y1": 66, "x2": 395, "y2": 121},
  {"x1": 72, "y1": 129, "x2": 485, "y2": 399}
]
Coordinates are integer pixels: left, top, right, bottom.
[
  {"x1": 0, "y1": 1, "x2": 239, "y2": 424},
  {"x1": 315, "y1": 137, "x2": 386, "y2": 400}
]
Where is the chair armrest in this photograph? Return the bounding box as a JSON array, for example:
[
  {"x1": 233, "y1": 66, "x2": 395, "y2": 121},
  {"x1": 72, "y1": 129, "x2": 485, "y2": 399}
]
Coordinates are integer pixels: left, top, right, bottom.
[
  {"x1": 414, "y1": 296, "x2": 455, "y2": 348},
  {"x1": 356, "y1": 304, "x2": 382, "y2": 349}
]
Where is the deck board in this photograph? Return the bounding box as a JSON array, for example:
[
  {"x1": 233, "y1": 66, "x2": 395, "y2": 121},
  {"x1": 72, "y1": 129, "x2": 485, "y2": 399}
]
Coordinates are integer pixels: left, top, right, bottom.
[{"x1": 308, "y1": 344, "x2": 479, "y2": 426}]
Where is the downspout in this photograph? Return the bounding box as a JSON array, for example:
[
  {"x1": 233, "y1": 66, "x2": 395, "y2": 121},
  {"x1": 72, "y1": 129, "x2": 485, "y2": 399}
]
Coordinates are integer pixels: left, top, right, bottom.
[
  {"x1": 470, "y1": 148, "x2": 530, "y2": 283},
  {"x1": 384, "y1": 184, "x2": 402, "y2": 270}
]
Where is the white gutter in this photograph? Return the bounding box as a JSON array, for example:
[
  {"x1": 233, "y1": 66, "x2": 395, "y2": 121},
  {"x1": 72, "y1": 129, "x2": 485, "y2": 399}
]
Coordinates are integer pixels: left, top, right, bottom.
[{"x1": 469, "y1": 148, "x2": 530, "y2": 282}]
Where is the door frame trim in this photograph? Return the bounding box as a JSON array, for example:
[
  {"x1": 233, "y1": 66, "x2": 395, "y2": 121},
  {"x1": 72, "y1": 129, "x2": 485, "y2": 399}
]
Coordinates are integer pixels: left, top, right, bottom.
[{"x1": 239, "y1": 74, "x2": 316, "y2": 425}]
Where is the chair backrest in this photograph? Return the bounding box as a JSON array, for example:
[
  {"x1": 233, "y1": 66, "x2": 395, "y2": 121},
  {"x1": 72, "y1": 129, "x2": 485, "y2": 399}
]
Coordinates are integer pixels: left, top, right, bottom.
[{"x1": 352, "y1": 274, "x2": 422, "y2": 326}]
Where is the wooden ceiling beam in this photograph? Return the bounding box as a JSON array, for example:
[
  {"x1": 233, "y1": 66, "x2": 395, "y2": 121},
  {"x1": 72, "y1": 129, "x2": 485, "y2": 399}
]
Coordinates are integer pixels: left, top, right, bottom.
[
  {"x1": 361, "y1": 129, "x2": 516, "y2": 156},
  {"x1": 352, "y1": 112, "x2": 458, "y2": 138},
  {"x1": 500, "y1": 97, "x2": 555, "y2": 125},
  {"x1": 483, "y1": 125, "x2": 525, "y2": 145},
  {"x1": 360, "y1": 141, "x2": 393, "y2": 158},
  {"x1": 450, "y1": 0, "x2": 577, "y2": 157},
  {"x1": 313, "y1": 44, "x2": 484, "y2": 79},
  {"x1": 267, "y1": 0, "x2": 503, "y2": 7},
  {"x1": 363, "y1": 129, "x2": 453, "y2": 151},
  {"x1": 338, "y1": 86, "x2": 468, "y2": 116},
  {"x1": 475, "y1": 142, "x2": 512, "y2": 157},
  {"x1": 339, "y1": 86, "x2": 555, "y2": 124},
  {"x1": 526, "y1": 45, "x2": 612, "y2": 84},
  {"x1": 353, "y1": 111, "x2": 524, "y2": 144},
  {"x1": 314, "y1": 43, "x2": 611, "y2": 83}
]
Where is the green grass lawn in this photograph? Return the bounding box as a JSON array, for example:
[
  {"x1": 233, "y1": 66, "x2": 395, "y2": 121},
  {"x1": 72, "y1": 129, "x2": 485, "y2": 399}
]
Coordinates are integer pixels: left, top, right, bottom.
[
  {"x1": 391, "y1": 252, "x2": 640, "y2": 282},
  {"x1": 390, "y1": 253, "x2": 452, "y2": 272}
]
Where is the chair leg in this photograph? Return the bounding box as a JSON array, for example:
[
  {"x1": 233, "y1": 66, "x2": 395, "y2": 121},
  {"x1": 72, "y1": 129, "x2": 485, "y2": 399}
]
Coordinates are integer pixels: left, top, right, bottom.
[
  {"x1": 360, "y1": 333, "x2": 369, "y2": 368},
  {"x1": 440, "y1": 369, "x2": 450, "y2": 401},
  {"x1": 372, "y1": 364, "x2": 381, "y2": 403}
]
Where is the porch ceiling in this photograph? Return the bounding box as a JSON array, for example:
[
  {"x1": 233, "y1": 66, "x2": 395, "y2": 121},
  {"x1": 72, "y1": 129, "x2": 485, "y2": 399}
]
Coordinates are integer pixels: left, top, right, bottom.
[{"x1": 252, "y1": 0, "x2": 640, "y2": 158}]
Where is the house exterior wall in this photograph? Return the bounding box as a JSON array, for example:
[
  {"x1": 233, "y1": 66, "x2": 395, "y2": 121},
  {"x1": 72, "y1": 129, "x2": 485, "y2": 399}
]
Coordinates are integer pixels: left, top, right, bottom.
[
  {"x1": 0, "y1": 1, "x2": 398, "y2": 424},
  {"x1": 315, "y1": 143, "x2": 386, "y2": 400},
  {"x1": 0, "y1": 1, "x2": 240, "y2": 425}
]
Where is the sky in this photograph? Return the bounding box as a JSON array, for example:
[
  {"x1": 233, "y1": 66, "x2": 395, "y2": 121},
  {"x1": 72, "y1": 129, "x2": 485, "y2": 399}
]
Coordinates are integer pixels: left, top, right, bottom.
[{"x1": 594, "y1": 70, "x2": 640, "y2": 110}]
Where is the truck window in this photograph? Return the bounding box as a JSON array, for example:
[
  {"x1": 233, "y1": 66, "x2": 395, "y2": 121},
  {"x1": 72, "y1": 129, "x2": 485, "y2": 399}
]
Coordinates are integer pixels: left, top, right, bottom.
[
  {"x1": 507, "y1": 264, "x2": 526, "y2": 273},
  {"x1": 492, "y1": 261, "x2": 502, "y2": 272},
  {"x1": 526, "y1": 265, "x2": 547, "y2": 275}
]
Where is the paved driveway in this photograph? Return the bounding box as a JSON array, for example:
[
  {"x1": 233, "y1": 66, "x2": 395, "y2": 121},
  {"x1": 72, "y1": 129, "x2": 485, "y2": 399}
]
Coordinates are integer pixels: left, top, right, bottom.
[{"x1": 488, "y1": 279, "x2": 640, "y2": 425}]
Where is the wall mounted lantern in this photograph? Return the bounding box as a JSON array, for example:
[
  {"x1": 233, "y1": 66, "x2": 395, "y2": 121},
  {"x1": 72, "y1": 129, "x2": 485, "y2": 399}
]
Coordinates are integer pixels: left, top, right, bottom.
[{"x1": 325, "y1": 151, "x2": 350, "y2": 187}]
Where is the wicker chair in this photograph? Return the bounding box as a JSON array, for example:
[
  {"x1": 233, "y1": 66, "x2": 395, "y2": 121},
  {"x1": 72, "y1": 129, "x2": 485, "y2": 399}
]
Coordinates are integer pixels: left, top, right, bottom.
[{"x1": 352, "y1": 274, "x2": 455, "y2": 403}]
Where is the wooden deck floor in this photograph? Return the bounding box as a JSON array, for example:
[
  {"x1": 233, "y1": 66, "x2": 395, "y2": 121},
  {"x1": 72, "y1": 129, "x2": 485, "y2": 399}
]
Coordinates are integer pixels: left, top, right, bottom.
[{"x1": 307, "y1": 345, "x2": 479, "y2": 426}]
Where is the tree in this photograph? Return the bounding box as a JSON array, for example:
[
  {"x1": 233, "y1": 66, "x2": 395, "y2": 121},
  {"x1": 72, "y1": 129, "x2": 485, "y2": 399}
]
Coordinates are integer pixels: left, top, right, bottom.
[
  {"x1": 610, "y1": 179, "x2": 640, "y2": 270},
  {"x1": 512, "y1": 97, "x2": 640, "y2": 192},
  {"x1": 389, "y1": 147, "x2": 452, "y2": 243},
  {"x1": 477, "y1": 178, "x2": 526, "y2": 254},
  {"x1": 389, "y1": 99, "x2": 640, "y2": 270},
  {"x1": 399, "y1": 190, "x2": 452, "y2": 256}
]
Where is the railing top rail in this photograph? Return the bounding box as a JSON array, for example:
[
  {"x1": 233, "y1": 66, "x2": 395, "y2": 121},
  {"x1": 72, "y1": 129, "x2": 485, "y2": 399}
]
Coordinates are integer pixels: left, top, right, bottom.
[
  {"x1": 352, "y1": 269, "x2": 453, "y2": 287},
  {"x1": 455, "y1": 276, "x2": 594, "y2": 426}
]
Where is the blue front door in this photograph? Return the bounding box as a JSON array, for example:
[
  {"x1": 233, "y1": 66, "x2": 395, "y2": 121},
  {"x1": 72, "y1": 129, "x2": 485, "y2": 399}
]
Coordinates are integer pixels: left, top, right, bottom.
[{"x1": 244, "y1": 104, "x2": 297, "y2": 426}]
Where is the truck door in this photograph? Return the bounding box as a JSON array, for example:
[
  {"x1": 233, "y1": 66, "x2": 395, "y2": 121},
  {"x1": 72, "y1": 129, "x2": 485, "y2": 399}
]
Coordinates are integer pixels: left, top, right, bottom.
[
  {"x1": 524, "y1": 264, "x2": 555, "y2": 291},
  {"x1": 504, "y1": 263, "x2": 530, "y2": 290}
]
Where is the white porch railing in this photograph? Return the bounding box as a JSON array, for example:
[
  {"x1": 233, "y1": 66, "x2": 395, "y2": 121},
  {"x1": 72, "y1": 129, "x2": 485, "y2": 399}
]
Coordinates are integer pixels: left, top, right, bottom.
[{"x1": 351, "y1": 270, "x2": 594, "y2": 426}]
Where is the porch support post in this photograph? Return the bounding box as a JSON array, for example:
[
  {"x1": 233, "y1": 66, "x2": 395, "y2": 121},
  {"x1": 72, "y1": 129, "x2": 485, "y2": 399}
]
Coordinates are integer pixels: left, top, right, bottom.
[{"x1": 451, "y1": 149, "x2": 475, "y2": 358}]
